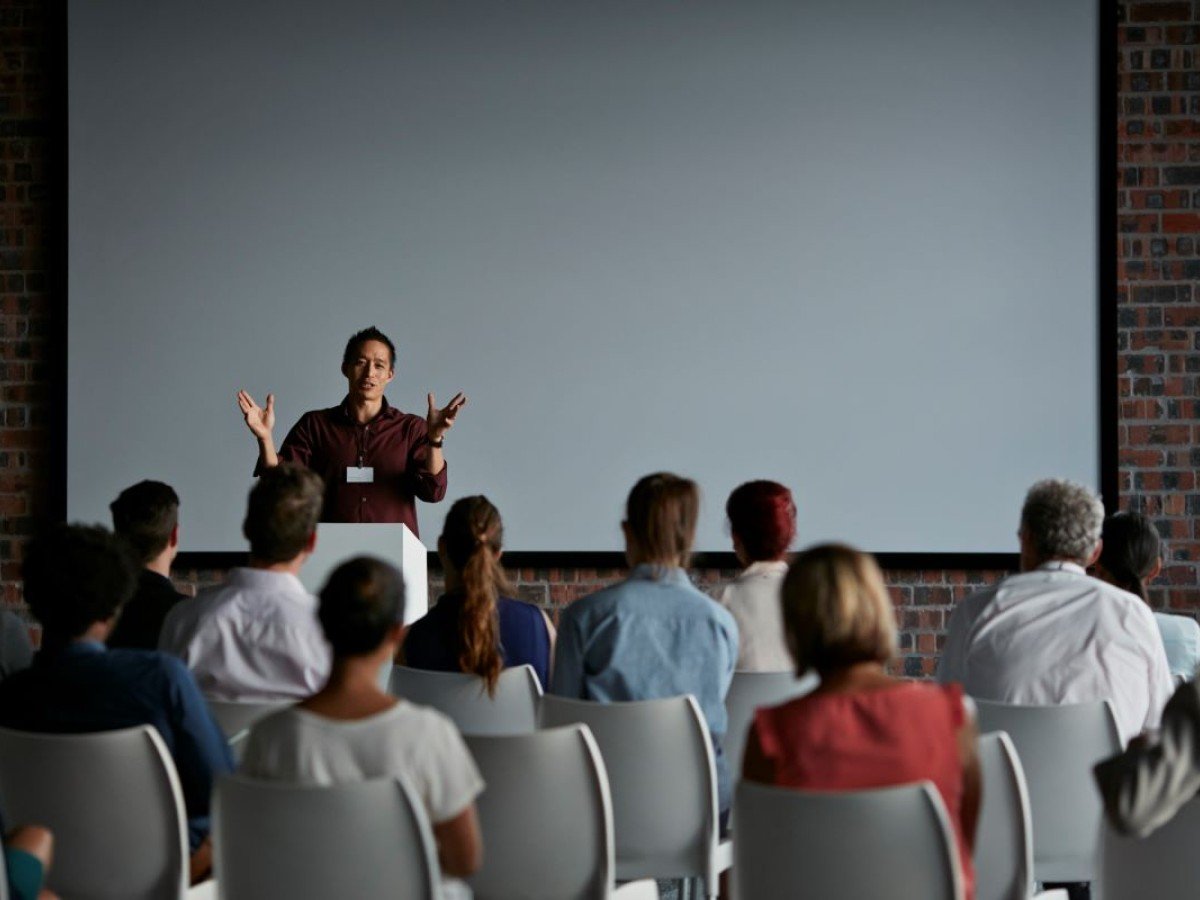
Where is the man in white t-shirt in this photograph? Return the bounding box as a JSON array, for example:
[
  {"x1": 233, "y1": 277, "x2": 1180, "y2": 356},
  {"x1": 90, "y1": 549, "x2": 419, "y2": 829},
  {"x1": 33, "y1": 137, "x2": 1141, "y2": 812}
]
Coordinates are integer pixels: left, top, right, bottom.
[
  {"x1": 240, "y1": 556, "x2": 482, "y2": 890},
  {"x1": 938, "y1": 478, "x2": 1173, "y2": 746},
  {"x1": 160, "y1": 465, "x2": 332, "y2": 701}
]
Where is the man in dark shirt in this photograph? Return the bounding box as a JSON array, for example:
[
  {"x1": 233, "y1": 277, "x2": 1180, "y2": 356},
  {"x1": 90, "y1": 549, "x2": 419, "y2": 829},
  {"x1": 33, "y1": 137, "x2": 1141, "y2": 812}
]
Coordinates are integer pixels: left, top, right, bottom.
[
  {"x1": 108, "y1": 480, "x2": 187, "y2": 649},
  {"x1": 0, "y1": 524, "x2": 233, "y2": 879},
  {"x1": 236, "y1": 326, "x2": 466, "y2": 537}
]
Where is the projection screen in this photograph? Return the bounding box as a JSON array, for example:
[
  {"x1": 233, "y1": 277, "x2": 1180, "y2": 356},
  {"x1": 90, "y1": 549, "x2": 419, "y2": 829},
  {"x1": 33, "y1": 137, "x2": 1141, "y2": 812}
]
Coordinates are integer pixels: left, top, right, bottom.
[{"x1": 68, "y1": 0, "x2": 1103, "y2": 554}]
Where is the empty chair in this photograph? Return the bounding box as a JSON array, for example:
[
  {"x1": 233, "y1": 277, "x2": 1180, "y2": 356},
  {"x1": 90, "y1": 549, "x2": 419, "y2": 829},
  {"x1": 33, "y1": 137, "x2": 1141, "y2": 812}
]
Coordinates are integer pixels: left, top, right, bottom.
[
  {"x1": 539, "y1": 694, "x2": 729, "y2": 898},
  {"x1": 213, "y1": 774, "x2": 440, "y2": 900},
  {"x1": 1100, "y1": 795, "x2": 1200, "y2": 899},
  {"x1": 975, "y1": 732, "x2": 1068, "y2": 900},
  {"x1": 390, "y1": 664, "x2": 542, "y2": 735},
  {"x1": 733, "y1": 779, "x2": 962, "y2": 899},
  {"x1": 205, "y1": 699, "x2": 292, "y2": 741},
  {"x1": 0, "y1": 725, "x2": 195, "y2": 900},
  {"x1": 974, "y1": 700, "x2": 1120, "y2": 886},
  {"x1": 723, "y1": 669, "x2": 818, "y2": 775},
  {"x1": 464, "y1": 725, "x2": 657, "y2": 900}
]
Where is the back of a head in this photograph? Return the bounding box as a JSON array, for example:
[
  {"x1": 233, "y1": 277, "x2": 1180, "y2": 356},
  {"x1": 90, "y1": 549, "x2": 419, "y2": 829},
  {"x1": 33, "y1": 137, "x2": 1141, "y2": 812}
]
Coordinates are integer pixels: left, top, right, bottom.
[
  {"x1": 318, "y1": 556, "x2": 406, "y2": 657},
  {"x1": 440, "y1": 495, "x2": 513, "y2": 692},
  {"x1": 1098, "y1": 511, "x2": 1161, "y2": 601},
  {"x1": 781, "y1": 543, "x2": 896, "y2": 678},
  {"x1": 726, "y1": 480, "x2": 797, "y2": 562},
  {"x1": 1019, "y1": 478, "x2": 1105, "y2": 566},
  {"x1": 24, "y1": 523, "x2": 137, "y2": 641},
  {"x1": 110, "y1": 480, "x2": 180, "y2": 564},
  {"x1": 243, "y1": 464, "x2": 324, "y2": 563},
  {"x1": 625, "y1": 472, "x2": 700, "y2": 568}
]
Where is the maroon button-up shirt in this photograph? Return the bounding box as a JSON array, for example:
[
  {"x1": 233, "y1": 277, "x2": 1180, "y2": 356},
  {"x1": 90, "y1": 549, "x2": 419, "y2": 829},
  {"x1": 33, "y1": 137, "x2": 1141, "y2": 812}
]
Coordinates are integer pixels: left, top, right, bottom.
[{"x1": 264, "y1": 396, "x2": 447, "y2": 537}]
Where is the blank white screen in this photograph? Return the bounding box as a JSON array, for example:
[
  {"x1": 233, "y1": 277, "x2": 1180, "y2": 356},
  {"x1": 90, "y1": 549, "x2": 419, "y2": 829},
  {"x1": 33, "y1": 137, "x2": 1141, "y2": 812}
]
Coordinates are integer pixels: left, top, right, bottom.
[{"x1": 68, "y1": 0, "x2": 1100, "y2": 553}]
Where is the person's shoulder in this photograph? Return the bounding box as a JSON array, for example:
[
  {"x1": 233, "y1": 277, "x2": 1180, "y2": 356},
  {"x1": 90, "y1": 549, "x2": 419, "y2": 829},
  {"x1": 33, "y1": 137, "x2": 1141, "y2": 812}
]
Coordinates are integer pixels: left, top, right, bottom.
[{"x1": 497, "y1": 595, "x2": 546, "y2": 623}]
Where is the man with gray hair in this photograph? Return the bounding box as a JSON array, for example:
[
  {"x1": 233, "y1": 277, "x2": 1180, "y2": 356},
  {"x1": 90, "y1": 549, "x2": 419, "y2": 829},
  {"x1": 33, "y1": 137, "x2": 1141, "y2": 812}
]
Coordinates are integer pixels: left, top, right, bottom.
[{"x1": 938, "y1": 478, "x2": 1172, "y2": 745}]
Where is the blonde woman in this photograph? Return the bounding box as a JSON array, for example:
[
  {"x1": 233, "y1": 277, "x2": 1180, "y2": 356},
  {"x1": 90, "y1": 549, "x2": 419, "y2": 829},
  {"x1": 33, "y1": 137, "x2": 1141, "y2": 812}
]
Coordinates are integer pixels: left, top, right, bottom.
[{"x1": 744, "y1": 544, "x2": 980, "y2": 899}]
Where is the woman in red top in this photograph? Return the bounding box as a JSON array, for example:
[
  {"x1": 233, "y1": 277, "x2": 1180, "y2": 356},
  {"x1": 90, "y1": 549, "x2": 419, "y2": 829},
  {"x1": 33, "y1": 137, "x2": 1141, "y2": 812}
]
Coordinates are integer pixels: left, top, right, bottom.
[{"x1": 743, "y1": 544, "x2": 981, "y2": 899}]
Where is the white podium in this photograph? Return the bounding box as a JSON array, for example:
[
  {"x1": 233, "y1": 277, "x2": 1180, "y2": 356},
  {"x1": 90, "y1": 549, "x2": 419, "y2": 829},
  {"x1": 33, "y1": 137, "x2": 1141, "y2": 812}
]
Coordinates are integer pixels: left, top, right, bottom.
[{"x1": 298, "y1": 523, "x2": 429, "y2": 625}]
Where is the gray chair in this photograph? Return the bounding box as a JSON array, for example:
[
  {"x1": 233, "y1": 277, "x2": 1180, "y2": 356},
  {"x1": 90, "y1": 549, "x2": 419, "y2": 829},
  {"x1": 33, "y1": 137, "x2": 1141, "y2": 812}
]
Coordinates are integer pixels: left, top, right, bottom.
[
  {"x1": 974, "y1": 700, "x2": 1121, "y2": 886},
  {"x1": 733, "y1": 779, "x2": 962, "y2": 899},
  {"x1": 213, "y1": 774, "x2": 440, "y2": 900},
  {"x1": 0, "y1": 725, "x2": 201, "y2": 900},
  {"x1": 1100, "y1": 796, "x2": 1200, "y2": 900},
  {"x1": 390, "y1": 664, "x2": 542, "y2": 735},
  {"x1": 975, "y1": 731, "x2": 1069, "y2": 900},
  {"x1": 539, "y1": 695, "x2": 730, "y2": 898},
  {"x1": 204, "y1": 699, "x2": 292, "y2": 741},
  {"x1": 465, "y1": 725, "x2": 658, "y2": 899},
  {"x1": 723, "y1": 669, "x2": 818, "y2": 775}
]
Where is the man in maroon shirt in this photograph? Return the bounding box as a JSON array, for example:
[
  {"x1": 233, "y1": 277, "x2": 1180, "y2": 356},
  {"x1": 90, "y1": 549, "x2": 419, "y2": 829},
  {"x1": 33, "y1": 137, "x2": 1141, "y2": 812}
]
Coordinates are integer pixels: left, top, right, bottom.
[{"x1": 236, "y1": 326, "x2": 466, "y2": 538}]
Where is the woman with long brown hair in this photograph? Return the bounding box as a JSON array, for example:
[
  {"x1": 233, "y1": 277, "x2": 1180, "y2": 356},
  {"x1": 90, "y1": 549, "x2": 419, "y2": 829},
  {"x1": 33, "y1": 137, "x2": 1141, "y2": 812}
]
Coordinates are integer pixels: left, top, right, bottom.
[{"x1": 403, "y1": 496, "x2": 554, "y2": 690}]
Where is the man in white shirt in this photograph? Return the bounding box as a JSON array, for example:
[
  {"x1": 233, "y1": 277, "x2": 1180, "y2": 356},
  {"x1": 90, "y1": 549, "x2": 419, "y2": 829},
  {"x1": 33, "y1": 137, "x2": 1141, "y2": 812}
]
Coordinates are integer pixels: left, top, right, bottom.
[
  {"x1": 938, "y1": 478, "x2": 1173, "y2": 746},
  {"x1": 160, "y1": 464, "x2": 332, "y2": 701}
]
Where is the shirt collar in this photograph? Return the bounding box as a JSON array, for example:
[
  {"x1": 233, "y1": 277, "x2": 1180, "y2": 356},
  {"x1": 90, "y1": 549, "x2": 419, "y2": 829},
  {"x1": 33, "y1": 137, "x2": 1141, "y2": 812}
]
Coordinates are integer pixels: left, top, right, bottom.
[
  {"x1": 629, "y1": 563, "x2": 692, "y2": 586},
  {"x1": 228, "y1": 567, "x2": 314, "y2": 602},
  {"x1": 338, "y1": 395, "x2": 396, "y2": 425},
  {"x1": 743, "y1": 559, "x2": 789, "y2": 577},
  {"x1": 1035, "y1": 560, "x2": 1087, "y2": 575}
]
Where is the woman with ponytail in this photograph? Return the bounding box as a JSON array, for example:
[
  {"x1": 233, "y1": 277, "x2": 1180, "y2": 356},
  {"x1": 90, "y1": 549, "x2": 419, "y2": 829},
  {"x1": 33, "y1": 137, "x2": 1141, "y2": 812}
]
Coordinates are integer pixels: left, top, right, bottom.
[
  {"x1": 403, "y1": 496, "x2": 554, "y2": 690},
  {"x1": 1095, "y1": 511, "x2": 1200, "y2": 683}
]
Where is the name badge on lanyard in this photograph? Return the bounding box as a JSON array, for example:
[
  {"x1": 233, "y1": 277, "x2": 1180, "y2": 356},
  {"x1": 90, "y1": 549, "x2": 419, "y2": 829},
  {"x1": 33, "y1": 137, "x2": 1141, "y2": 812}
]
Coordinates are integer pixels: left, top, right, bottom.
[{"x1": 347, "y1": 466, "x2": 375, "y2": 484}]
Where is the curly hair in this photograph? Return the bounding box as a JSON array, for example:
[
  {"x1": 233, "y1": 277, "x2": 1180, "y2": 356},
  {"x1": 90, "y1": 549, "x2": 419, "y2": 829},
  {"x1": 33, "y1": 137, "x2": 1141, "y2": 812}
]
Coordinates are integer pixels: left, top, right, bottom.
[
  {"x1": 24, "y1": 524, "x2": 137, "y2": 640},
  {"x1": 1020, "y1": 479, "x2": 1105, "y2": 565}
]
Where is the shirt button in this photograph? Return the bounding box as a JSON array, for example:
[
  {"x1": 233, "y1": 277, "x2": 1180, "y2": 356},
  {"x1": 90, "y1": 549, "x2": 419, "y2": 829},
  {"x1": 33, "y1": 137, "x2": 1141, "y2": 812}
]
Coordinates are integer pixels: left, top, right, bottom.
[{"x1": 361, "y1": 497, "x2": 366, "y2": 503}]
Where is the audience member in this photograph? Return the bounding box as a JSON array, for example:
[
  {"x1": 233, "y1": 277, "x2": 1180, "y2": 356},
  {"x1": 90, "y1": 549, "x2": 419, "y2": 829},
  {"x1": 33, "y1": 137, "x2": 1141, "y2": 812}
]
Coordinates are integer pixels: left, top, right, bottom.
[
  {"x1": 241, "y1": 556, "x2": 483, "y2": 889},
  {"x1": 0, "y1": 610, "x2": 32, "y2": 684},
  {"x1": 717, "y1": 479, "x2": 796, "y2": 671},
  {"x1": 1094, "y1": 511, "x2": 1199, "y2": 684},
  {"x1": 550, "y1": 472, "x2": 739, "y2": 818},
  {"x1": 403, "y1": 496, "x2": 554, "y2": 688},
  {"x1": 1094, "y1": 674, "x2": 1200, "y2": 838},
  {"x1": 3, "y1": 823, "x2": 56, "y2": 900},
  {"x1": 108, "y1": 480, "x2": 187, "y2": 650},
  {"x1": 159, "y1": 464, "x2": 331, "y2": 701},
  {"x1": 744, "y1": 544, "x2": 980, "y2": 899},
  {"x1": 0, "y1": 525, "x2": 232, "y2": 878},
  {"x1": 938, "y1": 478, "x2": 1172, "y2": 745}
]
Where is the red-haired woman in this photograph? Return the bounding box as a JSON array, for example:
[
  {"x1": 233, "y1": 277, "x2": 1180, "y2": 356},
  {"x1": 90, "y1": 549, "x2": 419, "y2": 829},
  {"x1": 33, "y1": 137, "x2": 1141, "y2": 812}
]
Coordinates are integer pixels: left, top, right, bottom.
[
  {"x1": 403, "y1": 496, "x2": 554, "y2": 690},
  {"x1": 718, "y1": 480, "x2": 797, "y2": 671}
]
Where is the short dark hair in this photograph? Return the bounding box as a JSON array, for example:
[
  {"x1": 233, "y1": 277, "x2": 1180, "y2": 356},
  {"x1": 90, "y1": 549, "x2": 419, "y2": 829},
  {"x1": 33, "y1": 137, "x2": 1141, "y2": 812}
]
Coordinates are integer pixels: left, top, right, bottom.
[
  {"x1": 318, "y1": 556, "x2": 406, "y2": 656},
  {"x1": 342, "y1": 326, "x2": 396, "y2": 371},
  {"x1": 24, "y1": 524, "x2": 138, "y2": 640},
  {"x1": 243, "y1": 464, "x2": 324, "y2": 563},
  {"x1": 110, "y1": 480, "x2": 180, "y2": 564}
]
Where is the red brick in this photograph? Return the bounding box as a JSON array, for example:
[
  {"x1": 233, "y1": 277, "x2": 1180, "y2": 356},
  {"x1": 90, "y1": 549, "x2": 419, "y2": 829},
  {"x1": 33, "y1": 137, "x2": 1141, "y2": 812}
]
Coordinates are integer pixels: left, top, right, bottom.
[
  {"x1": 1163, "y1": 213, "x2": 1200, "y2": 232},
  {"x1": 1128, "y1": 4, "x2": 1193, "y2": 23}
]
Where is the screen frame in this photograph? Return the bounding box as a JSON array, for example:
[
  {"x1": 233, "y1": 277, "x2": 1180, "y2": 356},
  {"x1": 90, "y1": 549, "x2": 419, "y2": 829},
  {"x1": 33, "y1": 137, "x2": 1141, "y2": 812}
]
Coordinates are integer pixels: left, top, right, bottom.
[{"x1": 49, "y1": 0, "x2": 1117, "y2": 575}]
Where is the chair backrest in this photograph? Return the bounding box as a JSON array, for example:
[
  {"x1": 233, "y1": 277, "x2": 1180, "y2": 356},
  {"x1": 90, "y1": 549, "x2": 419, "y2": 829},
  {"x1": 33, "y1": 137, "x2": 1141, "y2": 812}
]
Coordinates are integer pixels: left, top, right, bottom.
[
  {"x1": 723, "y1": 669, "x2": 818, "y2": 774},
  {"x1": 975, "y1": 731, "x2": 1035, "y2": 900},
  {"x1": 974, "y1": 699, "x2": 1120, "y2": 884},
  {"x1": 0, "y1": 725, "x2": 189, "y2": 900},
  {"x1": 465, "y1": 725, "x2": 613, "y2": 900},
  {"x1": 213, "y1": 774, "x2": 440, "y2": 900},
  {"x1": 733, "y1": 779, "x2": 962, "y2": 900},
  {"x1": 1101, "y1": 796, "x2": 1200, "y2": 899},
  {"x1": 205, "y1": 699, "x2": 292, "y2": 741},
  {"x1": 390, "y1": 664, "x2": 543, "y2": 735},
  {"x1": 539, "y1": 694, "x2": 717, "y2": 882}
]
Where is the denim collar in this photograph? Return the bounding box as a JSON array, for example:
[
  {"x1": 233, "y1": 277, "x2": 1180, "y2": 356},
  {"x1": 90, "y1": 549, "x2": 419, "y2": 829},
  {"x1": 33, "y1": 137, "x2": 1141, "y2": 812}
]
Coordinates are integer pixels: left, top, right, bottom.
[{"x1": 628, "y1": 563, "x2": 691, "y2": 586}]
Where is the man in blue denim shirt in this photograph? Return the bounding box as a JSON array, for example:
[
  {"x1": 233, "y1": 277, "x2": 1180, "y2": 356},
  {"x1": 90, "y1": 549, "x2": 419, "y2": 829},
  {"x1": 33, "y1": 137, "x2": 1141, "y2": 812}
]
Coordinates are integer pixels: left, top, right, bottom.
[
  {"x1": 551, "y1": 473, "x2": 739, "y2": 817},
  {"x1": 0, "y1": 524, "x2": 233, "y2": 883}
]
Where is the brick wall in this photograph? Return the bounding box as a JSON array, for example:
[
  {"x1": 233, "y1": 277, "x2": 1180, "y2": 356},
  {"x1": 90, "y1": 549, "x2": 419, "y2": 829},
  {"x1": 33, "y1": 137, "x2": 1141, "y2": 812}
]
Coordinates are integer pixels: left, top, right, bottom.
[{"x1": 2, "y1": 2, "x2": 1197, "y2": 673}]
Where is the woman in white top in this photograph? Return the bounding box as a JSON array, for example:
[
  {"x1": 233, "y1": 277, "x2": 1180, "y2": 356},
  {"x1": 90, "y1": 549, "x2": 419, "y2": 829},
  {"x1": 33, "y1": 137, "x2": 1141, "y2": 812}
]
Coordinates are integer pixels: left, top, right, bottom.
[
  {"x1": 1094, "y1": 511, "x2": 1200, "y2": 684},
  {"x1": 717, "y1": 480, "x2": 797, "y2": 671},
  {"x1": 241, "y1": 556, "x2": 483, "y2": 882}
]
